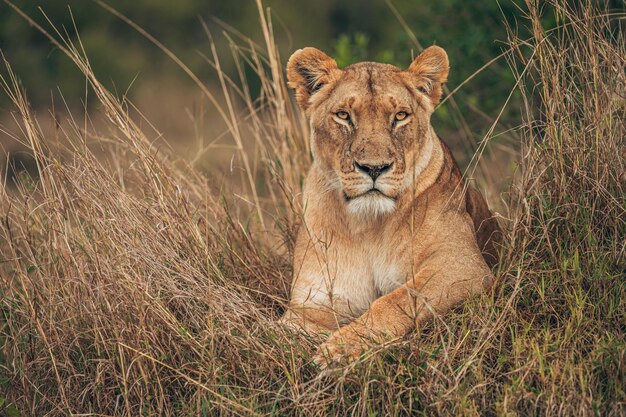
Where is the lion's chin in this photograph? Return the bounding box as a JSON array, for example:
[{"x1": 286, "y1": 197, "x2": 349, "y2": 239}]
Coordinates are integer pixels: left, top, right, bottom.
[{"x1": 346, "y1": 191, "x2": 396, "y2": 217}]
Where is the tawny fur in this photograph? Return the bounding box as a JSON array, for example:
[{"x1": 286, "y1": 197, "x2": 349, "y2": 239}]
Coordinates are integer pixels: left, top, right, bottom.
[{"x1": 282, "y1": 46, "x2": 501, "y2": 366}]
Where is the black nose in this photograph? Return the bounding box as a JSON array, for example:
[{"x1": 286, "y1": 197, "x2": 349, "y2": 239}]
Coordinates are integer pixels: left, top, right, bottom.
[{"x1": 354, "y1": 161, "x2": 393, "y2": 180}]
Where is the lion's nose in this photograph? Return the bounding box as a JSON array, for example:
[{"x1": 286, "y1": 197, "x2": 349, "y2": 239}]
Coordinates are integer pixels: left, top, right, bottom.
[{"x1": 354, "y1": 161, "x2": 393, "y2": 181}]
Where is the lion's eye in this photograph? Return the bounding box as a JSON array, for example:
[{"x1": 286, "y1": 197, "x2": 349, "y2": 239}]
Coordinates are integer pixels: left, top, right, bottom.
[
  {"x1": 394, "y1": 112, "x2": 408, "y2": 122},
  {"x1": 336, "y1": 111, "x2": 350, "y2": 121}
]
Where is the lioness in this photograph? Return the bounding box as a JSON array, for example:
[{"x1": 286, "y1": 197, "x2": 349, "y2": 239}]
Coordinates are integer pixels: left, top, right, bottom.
[{"x1": 282, "y1": 46, "x2": 500, "y2": 366}]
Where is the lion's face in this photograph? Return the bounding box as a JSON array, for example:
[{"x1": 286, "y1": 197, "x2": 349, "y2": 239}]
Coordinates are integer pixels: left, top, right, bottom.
[{"x1": 287, "y1": 47, "x2": 449, "y2": 217}]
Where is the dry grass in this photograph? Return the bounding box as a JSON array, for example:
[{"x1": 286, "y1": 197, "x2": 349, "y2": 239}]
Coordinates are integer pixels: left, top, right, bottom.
[{"x1": 1, "y1": 0, "x2": 624, "y2": 416}]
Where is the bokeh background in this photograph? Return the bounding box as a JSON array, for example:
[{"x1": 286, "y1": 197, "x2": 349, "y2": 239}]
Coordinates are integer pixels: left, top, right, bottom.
[
  {"x1": 1, "y1": 0, "x2": 524, "y2": 112},
  {"x1": 0, "y1": 0, "x2": 523, "y2": 147},
  {"x1": 1, "y1": 0, "x2": 617, "y2": 194}
]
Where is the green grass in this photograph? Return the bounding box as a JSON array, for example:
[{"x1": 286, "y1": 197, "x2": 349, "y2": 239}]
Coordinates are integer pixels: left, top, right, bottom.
[{"x1": 0, "y1": 0, "x2": 624, "y2": 416}]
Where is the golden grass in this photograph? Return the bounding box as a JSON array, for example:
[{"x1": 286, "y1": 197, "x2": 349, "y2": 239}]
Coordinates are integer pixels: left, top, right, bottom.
[{"x1": 0, "y1": 0, "x2": 624, "y2": 416}]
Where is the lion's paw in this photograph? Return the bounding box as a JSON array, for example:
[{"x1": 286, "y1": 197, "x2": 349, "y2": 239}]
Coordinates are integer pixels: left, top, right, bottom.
[{"x1": 313, "y1": 324, "x2": 374, "y2": 368}]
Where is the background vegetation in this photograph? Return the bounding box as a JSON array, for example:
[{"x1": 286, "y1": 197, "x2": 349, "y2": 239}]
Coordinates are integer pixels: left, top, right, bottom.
[
  {"x1": 0, "y1": 0, "x2": 624, "y2": 416},
  {"x1": 0, "y1": 0, "x2": 551, "y2": 179},
  {"x1": 0, "y1": 0, "x2": 526, "y2": 108}
]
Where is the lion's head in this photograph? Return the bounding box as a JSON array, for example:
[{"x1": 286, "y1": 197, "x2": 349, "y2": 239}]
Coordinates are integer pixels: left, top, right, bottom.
[{"x1": 287, "y1": 46, "x2": 449, "y2": 217}]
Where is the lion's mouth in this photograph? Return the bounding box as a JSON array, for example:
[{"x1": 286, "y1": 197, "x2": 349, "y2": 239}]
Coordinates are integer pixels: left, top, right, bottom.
[{"x1": 343, "y1": 188, "x2": 395, "y2": 201}]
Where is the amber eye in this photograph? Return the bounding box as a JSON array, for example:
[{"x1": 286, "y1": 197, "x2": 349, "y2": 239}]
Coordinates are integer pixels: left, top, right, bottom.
[
  {"x1": 336, "y1": 111, "x2": 350, "y2": 121},
  {"x1": 394, "y1": 111, "x2": 408, "y2": 122}
]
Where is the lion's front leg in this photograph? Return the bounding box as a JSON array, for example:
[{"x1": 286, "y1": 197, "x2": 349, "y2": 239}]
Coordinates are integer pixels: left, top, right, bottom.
[
  {"x1": 314, "y1": 297, "x2": 412, "y2": 367},
  {"x1": 315, "y1": 249, "x2": 494, "y2": 367}
]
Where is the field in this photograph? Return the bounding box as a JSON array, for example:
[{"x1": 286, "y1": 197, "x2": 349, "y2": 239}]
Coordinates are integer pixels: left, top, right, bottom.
[{"x1": 0, "y1": 0, "x2": 624, "y2": 416}]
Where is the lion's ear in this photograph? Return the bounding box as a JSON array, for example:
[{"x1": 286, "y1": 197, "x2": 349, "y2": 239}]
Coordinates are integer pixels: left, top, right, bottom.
[
  {"x1": 408, "y1": 46, "x2": 449, "y2": 105},
  {"x1": 287, "y1": 47, "x2": 340, "y2": 111}
]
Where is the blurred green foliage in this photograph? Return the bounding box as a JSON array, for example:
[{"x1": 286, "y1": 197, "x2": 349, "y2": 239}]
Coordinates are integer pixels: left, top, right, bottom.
[
  {"x1": 1, "y1": 0, "x2": 620, "y2": 136},
  {"x1": 0, "y1": 0, "x2": 522, "y2": 105},
  {"x1": 333, "y1": 33, "x2": 371, "y2": 68}
]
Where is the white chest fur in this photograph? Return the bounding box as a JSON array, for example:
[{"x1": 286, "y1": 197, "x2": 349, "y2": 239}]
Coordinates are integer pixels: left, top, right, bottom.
[
  {"x1": 295, "y1": 244, "x2": 408, "y2": 320},
  {"x1": 372, "y1": 259, "x2": 406, "y2": 297},
  {"x1": 336, "y1": 249, "x2": 407, "y2": 317}
]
